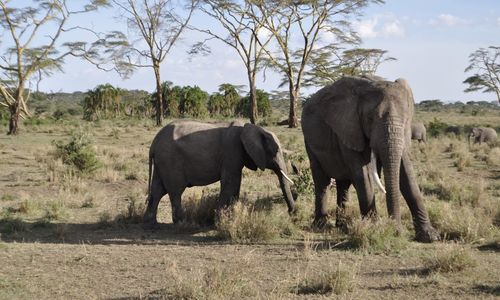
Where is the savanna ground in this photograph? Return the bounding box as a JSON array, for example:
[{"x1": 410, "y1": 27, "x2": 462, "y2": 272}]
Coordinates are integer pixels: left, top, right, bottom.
[{"x1": 0, "y1": 110, "x2": 499, "y2": 299}]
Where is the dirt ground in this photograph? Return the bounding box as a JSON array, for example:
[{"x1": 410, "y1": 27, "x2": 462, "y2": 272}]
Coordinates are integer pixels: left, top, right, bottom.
[{"x1": 0, "y1": 120, "x2": 499, "y2": 299}]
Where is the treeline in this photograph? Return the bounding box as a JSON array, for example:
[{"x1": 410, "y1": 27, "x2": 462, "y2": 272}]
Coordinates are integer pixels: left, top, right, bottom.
[
  {"x1": 0, "y1": 82, "x2": 272, "y2": 123},
  {"x1": 416, "y1": 99, "x2": 499, "y2": 114}
]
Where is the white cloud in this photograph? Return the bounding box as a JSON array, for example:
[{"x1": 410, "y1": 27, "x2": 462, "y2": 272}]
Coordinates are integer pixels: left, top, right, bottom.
[
  {"x1": 382, "y1": 20, "x2": 405, "y2": 37},
  {"x1": 497, "y1": 17, "x2": 500, "y2": 26},
  {"x1": 430, "y1": 14, "x2": 467, "y2": 27},
  {"x1": 357, "y1": 18, "x2": 379, "y2": 39},
  {"x1": 355, "y1": 16, "x2": 405, "y2": 39}
]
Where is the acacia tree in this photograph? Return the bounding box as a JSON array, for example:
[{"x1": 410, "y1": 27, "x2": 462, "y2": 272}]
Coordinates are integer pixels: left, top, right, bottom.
[
  {"x1": 463, "y1": 46, "x2": 500, "y2": 104},
  {"x1": 0, "y1": 0, "x2": 126, "y2": 135},
  {"x1": 303, "y1": 47, "x2": 395, "y2": 87},
  {"x1": 194, "y1": 0, "x2": 275, "y2": 124},
  {"x1": 252, "y1": 0, "x2": 382, "y2": 127},
  {"x1": 112, "y1": 0, "x2": 198, "y2": 126}
]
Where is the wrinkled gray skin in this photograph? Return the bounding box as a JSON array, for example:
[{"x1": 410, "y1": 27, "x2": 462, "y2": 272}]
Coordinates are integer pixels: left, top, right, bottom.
[
  {"x1": 143, "y1": 120, "x2": 295, "y2": 226},
  {"x1": 411, "y1": 122, "x2": 427, "y2": 143},
  {"x1": 302, "y1": 76, "x2": 438, "y2": 243},
  {"x1": 468, "y1": 127, "x2": 498, "y2": 145}
]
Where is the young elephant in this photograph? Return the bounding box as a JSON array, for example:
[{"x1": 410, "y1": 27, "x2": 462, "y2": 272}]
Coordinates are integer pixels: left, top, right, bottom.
[
  {"x1": 468, "y1": 127, "x2": 497, "y2": 145},
  {"x1": 143, "y1": 120, "x2": 295, "y2": 226},
  {"x1": 411, "y1": 122, "x2": 427, "y2": 143},
  {"x1": 302, "y1": 76, "x2": 438, "y2": 243}
]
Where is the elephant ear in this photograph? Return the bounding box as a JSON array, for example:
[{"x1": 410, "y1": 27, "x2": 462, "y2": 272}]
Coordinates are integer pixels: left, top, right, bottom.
[
  {"x1": 241, "y1": 124, "x2": 267, "y2": 170},
  {"x1": 321, "y1": 84, "x2": 367, "y2": 152}
]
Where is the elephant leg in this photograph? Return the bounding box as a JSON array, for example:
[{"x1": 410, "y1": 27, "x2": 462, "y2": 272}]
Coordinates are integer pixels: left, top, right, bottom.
[
  {"x1": 169, "y1": 188, "x2": 185, "y2": 224},
  {"x1": 399, "y1": 151, "x2": 438, "y2": 243},
  {"x1": 143, "y1": 172, "x2": 167, "y2": 228},
  {"x1": 351, "y1": 159, "x2": 376, "y2": 218},
  {"x1": 308, "y1": 155, "x2": 330, "y2": 227},
  {"x1": 218, "y1": 169, "x2": 242, "y2": 209},
  {"x1": 335, "y1": 179, "x2": 351, "y2": 228}
]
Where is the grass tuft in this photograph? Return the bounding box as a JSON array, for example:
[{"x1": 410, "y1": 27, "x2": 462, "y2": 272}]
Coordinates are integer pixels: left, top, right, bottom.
[
  {"x1": 295, "y1": 263, "x2": 356, "y2": 295},
  {"x1": 422, "y1": 246, "x2": 476, "y2": 274},
  {"x1": 216, "y1": 202, "x2": 277, "y2": 243},
  {"x1": 343, "y1": 217, "x2": 409, "y2": 254}
]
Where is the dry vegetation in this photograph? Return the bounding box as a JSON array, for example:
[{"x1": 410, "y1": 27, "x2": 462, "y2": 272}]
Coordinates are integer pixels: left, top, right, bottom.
[{"x1": 0, "y1": 111, "x2": 499, "y2": 299}]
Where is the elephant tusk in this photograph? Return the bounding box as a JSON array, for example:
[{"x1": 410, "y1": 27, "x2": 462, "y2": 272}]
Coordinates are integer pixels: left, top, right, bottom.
[
  {"x1": 280, "y1": 170, "x2": 294, "y2": 185},
  {"x1": 371, "y1": 151, "x2": 386, "y2": 194}
]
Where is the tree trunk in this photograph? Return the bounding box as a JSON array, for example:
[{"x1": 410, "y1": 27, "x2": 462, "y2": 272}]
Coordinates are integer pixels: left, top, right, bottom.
[
  {"x1": 153, "y1": 63, "x2": 163, "y2": 126},
  {"x1": 248, "y1": 74, "x2": 257, "y2": 124},
  {"x1": 288, "y1": 86, "x2": 298, "y2": 128},
  {"x1": 8, "y1": 103, "x2": 20, "y2": 135}
]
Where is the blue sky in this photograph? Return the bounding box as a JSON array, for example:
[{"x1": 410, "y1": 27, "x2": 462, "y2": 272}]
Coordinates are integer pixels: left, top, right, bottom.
[{"x1": 32, "y1": 1, "x2": 500, "y2": 102}]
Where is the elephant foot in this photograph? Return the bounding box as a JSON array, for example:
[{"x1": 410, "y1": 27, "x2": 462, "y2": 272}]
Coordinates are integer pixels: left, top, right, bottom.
[
  {"x1": 143, "y1": 220, "x2": 160, "y2": 230},
  {"x1": 312, "y1": 216, "x2": 331, "y2": 230},
  {"x1": 415, "y1": 226, "x2": 440, "y2": 243}
]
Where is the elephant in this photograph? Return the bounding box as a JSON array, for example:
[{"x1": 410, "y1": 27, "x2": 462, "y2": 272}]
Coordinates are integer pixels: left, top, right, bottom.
[
  {"x1": 143, "y1": 120, "x2": 296, "y2": 226},
  {"x1": 411, "y1": 122, "x2": 427, "y2": 143},
  {"x1": 445, "y1": 125, "x2": 461, "y2": 136},
  {"x1": 468, "y1": 127, "x2": 497, "y2": 145},
  {"x1": 301, "y1": 76, "x2": 438, "y2": 243}
]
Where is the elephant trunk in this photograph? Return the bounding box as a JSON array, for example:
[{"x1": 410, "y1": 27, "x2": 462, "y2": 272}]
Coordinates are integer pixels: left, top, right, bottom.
[{"x1": 379, "y1": 123, "x2": 405, "y2": 224}]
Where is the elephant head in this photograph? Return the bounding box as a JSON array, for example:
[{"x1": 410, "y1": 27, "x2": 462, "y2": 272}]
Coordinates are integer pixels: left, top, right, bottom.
[
  {"x1": 321, "y1": 77, "x2": 414, "y2": 222},
  {"x1": 468, "y1": 127, "x2": 481, "y2": 145},
  {"x1": 240, "y1": 123, "x2": 295, "y2": 213}
]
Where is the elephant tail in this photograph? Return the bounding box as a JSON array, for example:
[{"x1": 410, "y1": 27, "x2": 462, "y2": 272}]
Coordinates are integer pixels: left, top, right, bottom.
[{"x1": 146, "y1": 153, "x2": 153, "y2": 204}]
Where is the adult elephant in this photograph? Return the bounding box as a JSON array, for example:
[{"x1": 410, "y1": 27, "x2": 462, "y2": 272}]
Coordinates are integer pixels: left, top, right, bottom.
[
  {"x1": 143, "y1": 120, "x2": 295, "y2": 226},
  {"x1": 468, "y1": 127, "x2": 497, "y2": 145},
  {"x1": 302, "y1": 76, "x2": 438, "y2": 243},
  {"x1": 411, "y1": 122, "x2": 427, "y2": 143}
]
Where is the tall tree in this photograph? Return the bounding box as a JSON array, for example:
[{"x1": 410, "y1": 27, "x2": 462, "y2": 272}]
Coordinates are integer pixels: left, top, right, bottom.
[
  {"x1": 193, "y1": 0, "x2": 275, "y2": 124},
  {"x1": 112, "y1": 0, "x2": 198, "y2": 126},
  {"x1": 463, "y1": 46, "x2": 500, "y2": 104},
  {"x1": 303, "y1": 47, "x2": 395, "y2": 87},
  {"x1": 0, "y1": 0, "x2": 126, "y2": 135},
  {"x1": 253, "y1": 0, "x2": 382, "y2": 127}
]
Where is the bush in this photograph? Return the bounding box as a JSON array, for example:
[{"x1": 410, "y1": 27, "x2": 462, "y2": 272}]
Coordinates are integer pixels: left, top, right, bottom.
[
  {"x1": 53, "y1": 130, "x2": 101, "y2": 173},
  {"x1": 427, "y1": 118, "x2": 448, "y2": 137}
]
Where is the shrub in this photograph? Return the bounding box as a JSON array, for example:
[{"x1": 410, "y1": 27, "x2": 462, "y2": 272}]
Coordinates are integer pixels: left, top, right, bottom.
[
  {"x1": 53, "y1": 130, "x2": 101, "y2": 173},
  {"x1": 295, "y1": 263, "x2": 356, "y2": 295},
  {"x1": 427, "y1": 117, "x2": 448, "y2": 137},
  {"x1": 421, "y1": 247, "x2": 476, "y2": 274}
]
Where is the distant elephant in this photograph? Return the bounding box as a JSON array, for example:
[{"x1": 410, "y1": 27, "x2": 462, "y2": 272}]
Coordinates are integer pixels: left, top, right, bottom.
[
  {"x1": 468, "y1": 127, "x2": 497, "y2": 145},
  {"x1": 411, "y1": 122, "x2": 427, "y2": 143},
  {"x1": 302, "y1": 76, "x2": 438, "y2": 243},
  {"x1": 445, "y1": 125, "x2": 461, "y2": 136},
  {"x1": 143, "y1": 120, "x2": 296, "y2": 226}
]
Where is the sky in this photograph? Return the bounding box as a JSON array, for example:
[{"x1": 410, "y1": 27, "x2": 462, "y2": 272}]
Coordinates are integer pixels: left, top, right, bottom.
[{"x1": 10, "y1": 0, "x2": 500, "y2": 103}]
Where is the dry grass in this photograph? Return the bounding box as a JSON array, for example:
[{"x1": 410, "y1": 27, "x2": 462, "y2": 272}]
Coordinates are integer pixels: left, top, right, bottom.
[
  {"x1": 0, "y1": 115, "x2": 499, "y2": 299},
  {"x1": 421, "y1": 246, "x2": 477, "y2": 274},
  {"x1": 294, "y1": 262, "x2": 357, "y2": 296}
]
